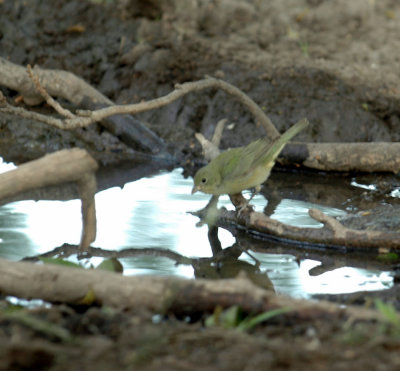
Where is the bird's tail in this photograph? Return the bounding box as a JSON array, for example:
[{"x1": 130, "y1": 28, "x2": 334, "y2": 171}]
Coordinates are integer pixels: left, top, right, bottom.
[{"x1": 260, "y1": 118, "x2": 309, "y2": 165}]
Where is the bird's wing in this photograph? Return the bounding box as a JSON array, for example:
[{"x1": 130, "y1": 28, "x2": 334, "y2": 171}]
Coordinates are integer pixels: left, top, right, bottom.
[
  {"x1": 219, "y1": 143, "x2": 262, "y2": 182},
  {"x1": 219, "y1": 118, "x2": 309, "y2": 183}
]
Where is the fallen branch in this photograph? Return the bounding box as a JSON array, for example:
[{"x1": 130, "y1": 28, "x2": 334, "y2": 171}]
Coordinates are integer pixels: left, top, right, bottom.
[
  {"x1": 215, "y1": 204, "x2": 400, "y2": 251},
  {"x1": 281, "y1": 142, "x2": 400, "y2": 173},
  {"x1": 0, "y1": 258, "x2": 384, "y2": 322},
  {"x1": 0, "y1": 149, "x2": 98, "y2": 249}
]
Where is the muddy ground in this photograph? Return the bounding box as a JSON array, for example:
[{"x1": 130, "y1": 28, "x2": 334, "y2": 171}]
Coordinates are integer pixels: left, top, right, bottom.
[
  {"x1": 1, "y1": 0, "x2": 400, "y2": 370},
  {"x1": 1, "y1": 0, "x2": 400, "y2": 165}
]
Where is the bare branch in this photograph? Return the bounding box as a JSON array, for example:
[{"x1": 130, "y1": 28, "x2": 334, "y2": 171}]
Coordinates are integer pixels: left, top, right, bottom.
[
  {"x1": 0, "y1": 97, "x2": 82, "y2": 129},
  {"x1": 211, "y1": 118, "x2": 227, "y2": 147},
  {"x1": 27, "y1": 64, "x2": 75, "y2": 119},
  {"x1": 195, "y1": 132, "x2": 221, "y2": 161},
  {"x1": 81, "y1": 77, "x2": 279, "y2": 137},
  {"x1": 214, "y1": 205, "x2": 400, "y2": 251},
  {"x1": 1, "y1": 69, "x2": 280, "y2": 137}
]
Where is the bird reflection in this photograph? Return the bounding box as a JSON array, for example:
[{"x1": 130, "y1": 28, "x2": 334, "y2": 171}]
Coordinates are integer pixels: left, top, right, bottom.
[{"x1": 192, "y1": 226, "x2": 274, "y2": 291}]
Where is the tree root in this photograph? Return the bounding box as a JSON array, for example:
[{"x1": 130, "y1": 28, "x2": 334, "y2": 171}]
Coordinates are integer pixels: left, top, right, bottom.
[{"x1": 0, "y1": 149, "x2": 98, "y2": 250}]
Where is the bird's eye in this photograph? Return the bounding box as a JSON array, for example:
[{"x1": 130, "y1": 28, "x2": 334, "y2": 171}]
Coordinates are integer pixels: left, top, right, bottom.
[{"x1": 201, "y1": 178, "x2": 207, "y2": 184}]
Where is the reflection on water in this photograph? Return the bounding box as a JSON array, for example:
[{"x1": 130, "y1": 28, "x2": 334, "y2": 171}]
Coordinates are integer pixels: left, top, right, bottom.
[{"x1": 0, "y1": 162, "x2": 394, "y2": 298}]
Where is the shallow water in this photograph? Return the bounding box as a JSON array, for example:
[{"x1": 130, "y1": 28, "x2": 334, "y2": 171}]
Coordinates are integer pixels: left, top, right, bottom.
[{"x1": 0, "y1": 161, "x2": 394, "y2": 298}]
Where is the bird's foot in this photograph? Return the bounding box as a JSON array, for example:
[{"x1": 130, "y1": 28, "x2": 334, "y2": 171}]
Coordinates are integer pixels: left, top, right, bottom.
[
  {"x1": 236, "y1": 186, "x2": 261, "y2": 216},
  {"x1": 237, "y1": 202, "x2": 254, "y2": 217},
  {"x1": 229, "y1": 192, "x2": 254, "y2": 217}
]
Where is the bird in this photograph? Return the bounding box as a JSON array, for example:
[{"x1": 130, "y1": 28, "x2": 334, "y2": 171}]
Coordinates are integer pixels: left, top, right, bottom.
[{"x1": 191, "y1": 118, "x2": 308, "y2": 203}]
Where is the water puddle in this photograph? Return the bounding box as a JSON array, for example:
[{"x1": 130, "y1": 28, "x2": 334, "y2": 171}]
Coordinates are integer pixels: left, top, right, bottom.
[{"x1": 0, "y1": 160, "x2": 395, "y2": 299}]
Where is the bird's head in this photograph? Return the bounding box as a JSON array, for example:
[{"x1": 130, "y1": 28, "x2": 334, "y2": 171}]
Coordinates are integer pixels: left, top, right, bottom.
[{"x1": 191, "y1": 165, "x2": 221, "y2": 195}]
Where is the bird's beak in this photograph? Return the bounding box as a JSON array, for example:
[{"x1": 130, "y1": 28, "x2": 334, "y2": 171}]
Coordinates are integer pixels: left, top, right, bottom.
[{"x1": 191, "y1": 185, "x2": 199, "y2": 194}]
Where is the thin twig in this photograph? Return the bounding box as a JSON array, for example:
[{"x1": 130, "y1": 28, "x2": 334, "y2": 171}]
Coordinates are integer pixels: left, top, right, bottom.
[
  {"x1": 0, "y1": 100, "x2": 78, "y2": 129},
  {"x1": 308, "y1": 208, "x2": 347, "y2": 239},
  {"x1": 0, "y1": 77, "x2": 280, "y2": 137},
  {"x1": 27, "y1": 64, "x2": 75, "y2": 119}
]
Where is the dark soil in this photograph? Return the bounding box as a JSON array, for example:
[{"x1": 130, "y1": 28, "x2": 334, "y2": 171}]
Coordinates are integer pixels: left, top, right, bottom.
[
  {"x1": 1, "y1": 0, "x2": 400, "y2": 370},
  {"x1": 1, "y1": 0, "x2": 400, "y2": 165},
  {"x1": 1, "y1": 301, "x2": 400, "y2": 371}
]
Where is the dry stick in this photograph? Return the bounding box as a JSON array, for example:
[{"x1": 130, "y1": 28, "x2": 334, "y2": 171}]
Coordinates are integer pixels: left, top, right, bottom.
[
  {"x1": 77, "y1": 173, "x2": 97, "y2": 251},
  {"x1": 309, "y1": 208, "x2": 400, "y2": 249},
  {"x1": 0, "y1": 257, "x2": 385, "y2": 322},
  {"x1": 217, "y1": 202, "x2": 400, "y2": 250},
  {"x1": 0, "y1": 149, "x2": 98, "y2": 249},
  {"x1": 0, "y1": 91, "x2": 79, "y2": 129},
  {"x1": 1, "y1": 72, "x2": 279, "y2": 137},
  {"x1": 194, "y1": 118, "x2": 227, "y2": 162},
  {"x1": 26, "y1": 64, "x2": 75, "y2": 119},
  {"x1": 86, "y1": 78, "x2": 280, "y2": 138},
  {"x1": 211, "y1": 118, "x2": 227, "y2": 147}
]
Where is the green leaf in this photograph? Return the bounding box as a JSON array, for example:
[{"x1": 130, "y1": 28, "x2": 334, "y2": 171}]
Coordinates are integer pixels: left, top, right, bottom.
[
  {"x1": 96, "y1": 257, "x2": 123, "y2": 273},
  {"x1": 377, "y1": 252, "x2": 399, "y2": 263},
  {"x1": 205, "y1": 306, "x2": 292, "y2": 332},
  {"x1": 205, "y1": 305, "x2": 242, "y2": 329},
  {"x1": 237, "y1": 307, "x2": 292, "y2": 332},
  {"x1": 77, "y1": 288, "x2": 97, "y2": 306},
  {"x1": 374, "y1": 299, "x2": 400, "y2": 327}
]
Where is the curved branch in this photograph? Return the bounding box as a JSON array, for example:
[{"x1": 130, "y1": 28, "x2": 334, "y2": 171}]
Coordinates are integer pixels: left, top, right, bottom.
[
  {"x1": 0, "y1": 149, "x2": 98, "y2": 249},
  {"x1": 1, "y1": 70, "x2": 280, "y2": 138}
]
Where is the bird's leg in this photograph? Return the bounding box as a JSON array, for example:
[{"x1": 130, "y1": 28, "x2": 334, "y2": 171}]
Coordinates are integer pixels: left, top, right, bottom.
[
  {"x1": 230, "y1": 192, "x2": 254, "y2": 216},
  {"x1": 231, "y1": 185, "x2": 262, "y2": 215},
  {"x1": 247, "y1": 185, "x2": 261, "y2": 203}
]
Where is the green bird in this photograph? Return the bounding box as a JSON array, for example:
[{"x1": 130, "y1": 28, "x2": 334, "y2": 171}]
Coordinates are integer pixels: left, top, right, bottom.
[{"x1": 192, "y1": 118, "x2": 308, "y2": 198}]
